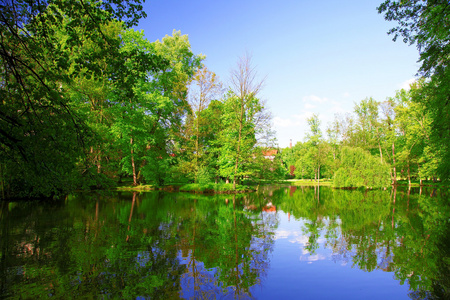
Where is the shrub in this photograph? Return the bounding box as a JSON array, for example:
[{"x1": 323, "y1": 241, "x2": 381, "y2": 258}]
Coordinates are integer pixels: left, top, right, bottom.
[
  {"x1": 333, "y1": 147, "x2": 391, "y2": 188},
  {"x1": 196, "y1": 166, "x2": 213, "y2": 184}
]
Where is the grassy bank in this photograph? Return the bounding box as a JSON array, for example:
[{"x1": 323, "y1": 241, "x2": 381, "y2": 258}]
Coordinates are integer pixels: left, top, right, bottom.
[
  {"x1": 284, "y1": 179, "x2": 449, "y2": 188},
  {"x1": 394, "y1": 179, "x2": 450, "y2": 188},
  {"x1": 284, "y1": 179, "x2": 333, "y2": 186},
  {"x1": 113, "y1": 181, "x2": 254, "y2": 194},
  {"x1": 179, "y1": 183, "x2": 254, "y2": 193},
  {"x1": 115, "y1": 184, "x2": 156, "y2": 191}
]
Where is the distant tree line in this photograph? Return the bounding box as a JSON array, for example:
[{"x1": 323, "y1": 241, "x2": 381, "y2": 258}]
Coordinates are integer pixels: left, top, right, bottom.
[{"x1": 279, "y1": 0, "x2": 450, "y2": 188}]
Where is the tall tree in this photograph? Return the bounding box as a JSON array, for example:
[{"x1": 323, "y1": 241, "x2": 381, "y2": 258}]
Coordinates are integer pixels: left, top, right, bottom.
[
  {"x1": 395, "y1": 80, "x2": 439, "y2": 183},
  {"x1": 183, "y1": 66, "x2": 223, "y2": 182},
  {"x1": 326, "y1": 115, "x2": 344, "y2": 177},
  {"x1": 353, "y1": 97, "x2": 383, "y2": 158},
  {"x1": 111, "y1": 29, "x2": 203, "y2": 186},
  {"x1": 379, "y1": 98, "x2": 397, "y2": 183},
  {"x1": 226, "y1": 54, "x2": 267, "y2": 189},
  {"x1": 305, "y1": 114, "x2": 327, "y2": 182}
]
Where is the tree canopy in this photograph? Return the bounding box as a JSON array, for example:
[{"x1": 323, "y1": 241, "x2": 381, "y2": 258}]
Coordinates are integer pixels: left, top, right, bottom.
[
  {"x1": 378, "y1": 0, "x2": 450, "y2": 182},
  {"x1": 377, "y1": 0, "x2": 450, "y2": 77},
  {"x1": 0, "y1": 2, "x2": 278, "y2": 199}
]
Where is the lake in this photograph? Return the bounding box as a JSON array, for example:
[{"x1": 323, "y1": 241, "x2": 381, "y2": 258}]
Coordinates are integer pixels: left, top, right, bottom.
[{"x1": 0, "y1": 185, "x2": 448, "y2": 299}]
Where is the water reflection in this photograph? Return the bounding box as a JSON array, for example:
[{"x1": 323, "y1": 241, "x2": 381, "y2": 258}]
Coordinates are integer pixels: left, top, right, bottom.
[
  {"x1": 269, "y1": 185, "x2": 450, "y2": 299},
  {"x1": 0, "y1": 186, "x2": 448, "y2": 299}
]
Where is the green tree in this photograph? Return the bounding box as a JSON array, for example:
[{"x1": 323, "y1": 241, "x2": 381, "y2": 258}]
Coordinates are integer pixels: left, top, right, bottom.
[
  {"x1": 353, "y1": 98, "x2": 384, "y2": 158},
  {"x1": 333, "y1": 146, "x2": 391, "y2": 188},
  {"x1": 379, "y1": 97, "x2": 399, "y2": 184},
  {"x1": 378, "y1": 0, "x2": 450, "y2": 181},
  {"x1": 305, "y1": 114, "x2": 329, "y2": 181},
  {"x1": 326, "y1": 116, "x2": 343, "y2": 177},
  {"x1": 109, "y1": 29, "x2": 202, "y2": 186},
  {"x1": 180, "y1": 66, "x2": 223, "y2": 182},
  {"x1": 395, "y1": 80, "x2": 439, "y2": 183},
  {"x1": 377, "y1": 0, "x2": 450, "y2": 77},
  {"x1": 216, "y1": 54, "x2": 270, "y2": 188},
  {"x1": 0, "y1": 0, "x2": 159, "y2": 198}
]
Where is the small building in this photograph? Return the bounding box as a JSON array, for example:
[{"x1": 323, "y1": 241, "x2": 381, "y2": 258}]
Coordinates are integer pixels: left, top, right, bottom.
[{"x1": 262, "y1": 149, "x2": 278, "y2": 161}]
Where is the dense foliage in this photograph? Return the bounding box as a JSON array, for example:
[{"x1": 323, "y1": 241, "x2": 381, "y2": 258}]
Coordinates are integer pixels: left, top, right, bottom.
[
  {"x1": 333, "y1": 147, "x2": 391, "y2": 188},
  {"x1": 0, "y1": 1, "x2": 277, "y2": 199},
  {"x1": 378, "y1": 0, "x2": 450, "y2": 182}
]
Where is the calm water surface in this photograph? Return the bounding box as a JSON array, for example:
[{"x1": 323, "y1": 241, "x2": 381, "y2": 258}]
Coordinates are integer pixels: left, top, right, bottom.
[{"x1": 0, "y1": 186, "x2": 448, "y2": 299}]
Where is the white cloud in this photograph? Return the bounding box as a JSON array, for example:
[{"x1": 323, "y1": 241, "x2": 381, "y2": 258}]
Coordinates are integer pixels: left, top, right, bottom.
[
  {"x1": 343, "y1": 92, "x2": 350, "y2": 98},
  {"x1": 273, "y1": 112, "x2": 311, "y2": 128},
  {"x1": 273, "y1": 117, "x2": 295, "y2": 128},
  {"x1": 289, "y1": 236, "x2": 309, "y2": 244},
  {"x1": 303, "y1": 95, "x2": 329, "y2": 103},
  {"x1": 275, "y1": 230, "x2": 291, "y2": 239},
  {"x1": 304, "y1": 103, "x2": 316, "y2": 109},
  {"x1": 293, "y1": 111, "x2": 314, "y2": 121},
  {"x1": 328, "y1": 101, "x2": 347, "y2": 116},
  {"x1": 274, "y1": 229, "x2": 311, "y2": 245},
  {"x1": 399, "y1": 78, "x2": 416, "y2": 90},
  {"x1": 300, "y1": 253, "x2": 327, "y2": 262}
]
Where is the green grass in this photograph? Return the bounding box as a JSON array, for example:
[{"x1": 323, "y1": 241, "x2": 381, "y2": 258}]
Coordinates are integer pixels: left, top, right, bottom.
[
  {"x1": 284, "y1": 179, "x2": 449, "y2": 188},
  {"x1": 179, "y1": 183, "x2": 253, "y2": 193},
  {"x1": 113, "y1": 181, "x2": 255, "y2": 193},
  {"x1": 112, "y1": 178, "x2": 449, "y2": 192},
  {"x1": 394, "y1": 179, "x2": 450, "y2": 187},
  {"x1": 115, "y1": 184, "x2": 155, "y2": 191},
  {"x1": 283, "y1": 179, "x2": 333, "y2": 186}
]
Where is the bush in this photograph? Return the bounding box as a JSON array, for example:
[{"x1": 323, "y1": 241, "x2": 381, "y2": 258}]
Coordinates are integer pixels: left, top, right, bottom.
[
  {"x1": 333, "y1": 147, "x2": 391, "y2": 188},
  {"x1": 196, "y1": 166, "x2": 213, "y2": 184}
]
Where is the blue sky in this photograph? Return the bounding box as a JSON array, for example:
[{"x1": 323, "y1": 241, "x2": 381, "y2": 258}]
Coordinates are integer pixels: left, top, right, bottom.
[{"x1": 137, "y1": 0, "x2": 420, "y2": 148}]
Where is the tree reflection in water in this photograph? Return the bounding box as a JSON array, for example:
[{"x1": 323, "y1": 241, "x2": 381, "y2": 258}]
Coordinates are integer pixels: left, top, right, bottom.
[
  {"x1": 0, "y1": 186, "x2": 448, "y2": 299},
  {"x1": 272, "y1": 185, "x2": 449, "y2": 300},
  {"x1": 178, "y1": 194, "x2": 276, "y2": 299},
  {"x1": 0, "y1": 191, "x2": 277, "y2": 299}
]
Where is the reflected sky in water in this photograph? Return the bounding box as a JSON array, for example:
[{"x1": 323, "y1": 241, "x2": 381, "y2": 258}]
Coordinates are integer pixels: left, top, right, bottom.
[{"x1": 248, "y1": 212, "x2": 410, "y2": 300}]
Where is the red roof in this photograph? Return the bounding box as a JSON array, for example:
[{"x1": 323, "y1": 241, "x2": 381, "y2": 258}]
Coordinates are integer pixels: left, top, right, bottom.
[{"x1": 262, "y1": 149, "x2": 278, "y2": 156}]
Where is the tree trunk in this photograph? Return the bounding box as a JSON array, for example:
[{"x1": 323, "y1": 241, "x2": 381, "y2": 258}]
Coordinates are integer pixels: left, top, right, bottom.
[
  {"x1": 195, "y1": 112, "x2": 199, "y2": 183},
  {"x1": 392, "y1": 142, "x2": 397, "y2": 185},
  {"x1": 0, "y1": 163, "x2": 4, "y2": 199},
  {"x1": 407, "y1": 164, "x2": 411, "y2": 186},
  {"x1": 130, "y1": 137, "x2": 137, "y2": 186},
  {"x1": 97, "y1": 146, "x2": 102, "y2": 174},
  {"x1": 233, "y1": 99, "x2": 245, "y2": 191},
  {"x1": 393, "y1": 186, "x2": 397, "y2": 204},
  {"x1": 317, "y1": 164, "x2": 320, "y2": 185},
  {"x1": 97, "y1": 154, "x2": 101, "y2": 174},
  {"x1": 379, "y1": 142, "x2": 383, "y2": 163}
]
